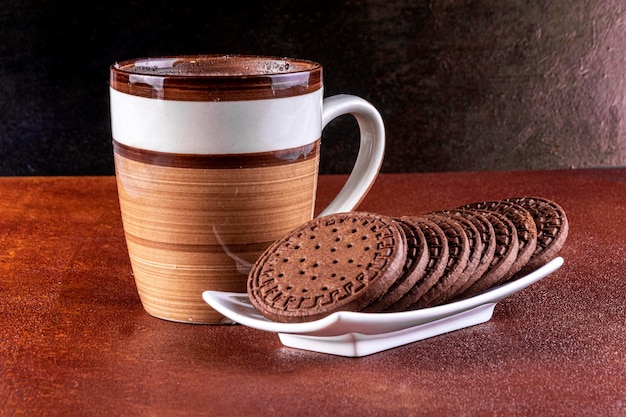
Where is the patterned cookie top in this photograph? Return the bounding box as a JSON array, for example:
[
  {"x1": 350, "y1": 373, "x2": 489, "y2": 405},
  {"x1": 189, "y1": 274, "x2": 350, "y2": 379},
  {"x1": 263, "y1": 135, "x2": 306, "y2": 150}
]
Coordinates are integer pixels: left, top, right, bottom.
[
  {"x1": 457, "y1": 210, "x2": 520, "y2": 297},
  {"x1": 504, "y1": 196, "x2": 569, "y2": 274},
  {"x1": 428, "y1": 212, "x2": 484, "y2": 305},
  {"x1": 442, "y1": 209, "x2": 496, "y2": 286},
  {"x1": 460, "y1": 200, "x2": 537, "y2": 280},
  {"x1": 385, "y1": 217, "x2": 449, "y2": 312},
  {"x1": 247, "y1": 212, "x2": 406, "y2": 323},
  {"x1": 362, "y1": 219, "x2": 429, "y2": 312},
  {"x1": 405, "y1": 214, "x2": 470, "y2": 309}
]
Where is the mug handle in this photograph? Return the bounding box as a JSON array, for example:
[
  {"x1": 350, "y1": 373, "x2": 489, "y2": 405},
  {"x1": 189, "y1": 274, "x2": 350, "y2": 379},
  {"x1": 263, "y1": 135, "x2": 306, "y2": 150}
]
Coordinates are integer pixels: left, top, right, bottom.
[{"x1": 318, "y1": 94, "x2": 385, "y2": 217}]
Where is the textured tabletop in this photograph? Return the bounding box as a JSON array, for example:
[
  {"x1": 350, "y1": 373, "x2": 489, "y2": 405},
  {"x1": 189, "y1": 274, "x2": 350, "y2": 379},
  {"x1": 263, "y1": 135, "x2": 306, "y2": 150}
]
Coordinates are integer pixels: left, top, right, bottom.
[{"x1": 1, "y1": 169, "x2": 625, "y2": 416}]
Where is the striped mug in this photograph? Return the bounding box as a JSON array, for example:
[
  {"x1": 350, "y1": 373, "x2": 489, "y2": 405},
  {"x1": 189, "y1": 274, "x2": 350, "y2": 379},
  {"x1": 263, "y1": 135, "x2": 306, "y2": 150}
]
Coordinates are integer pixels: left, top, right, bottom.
[{"x1": 110, "y1": 55, "x2": 385, "y2": 323}]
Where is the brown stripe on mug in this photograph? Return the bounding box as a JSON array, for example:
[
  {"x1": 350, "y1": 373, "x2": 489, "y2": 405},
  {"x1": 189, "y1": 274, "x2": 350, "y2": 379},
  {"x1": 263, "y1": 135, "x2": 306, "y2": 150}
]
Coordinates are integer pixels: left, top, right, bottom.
[
  {"x1": 113, "y1": 134, "x2": 321, "y2": 323},
  {"x1": 110, "y1": 55, "x2": 323, "y2": 101},
  {"x1": 124, "y1": 233, "x2": 274, "y2": 255},
  {"x1": 113, "y1": 140, "x2": 320, "y2": 169}
]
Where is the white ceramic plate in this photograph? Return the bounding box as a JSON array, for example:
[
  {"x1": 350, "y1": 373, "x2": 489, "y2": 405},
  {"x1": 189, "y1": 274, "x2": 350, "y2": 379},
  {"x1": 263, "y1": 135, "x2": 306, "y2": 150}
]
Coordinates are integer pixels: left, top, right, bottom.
[{"x1": 203, "y1": 257, "x2": 564, "y2": 357}]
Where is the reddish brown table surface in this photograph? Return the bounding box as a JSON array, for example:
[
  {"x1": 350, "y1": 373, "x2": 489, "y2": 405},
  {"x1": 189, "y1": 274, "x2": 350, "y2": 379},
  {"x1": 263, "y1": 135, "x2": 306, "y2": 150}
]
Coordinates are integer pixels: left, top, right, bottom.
[{"x1": 2, "y1": 169, "x2": 625, "y2": 416}]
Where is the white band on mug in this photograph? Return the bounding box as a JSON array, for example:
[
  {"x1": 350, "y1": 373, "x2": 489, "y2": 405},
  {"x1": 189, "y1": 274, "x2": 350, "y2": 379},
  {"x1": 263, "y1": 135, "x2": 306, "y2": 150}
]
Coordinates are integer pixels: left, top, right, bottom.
[{"x1": 110, "y1": 88, "x2": 323, "y2": 154}]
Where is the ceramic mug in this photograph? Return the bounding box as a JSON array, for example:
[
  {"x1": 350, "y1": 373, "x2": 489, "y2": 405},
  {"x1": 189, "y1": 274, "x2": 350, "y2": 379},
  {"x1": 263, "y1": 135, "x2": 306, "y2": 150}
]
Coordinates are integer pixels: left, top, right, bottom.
[{"x1": 110, "y1": 55, "x2": 385, "y2": 323}]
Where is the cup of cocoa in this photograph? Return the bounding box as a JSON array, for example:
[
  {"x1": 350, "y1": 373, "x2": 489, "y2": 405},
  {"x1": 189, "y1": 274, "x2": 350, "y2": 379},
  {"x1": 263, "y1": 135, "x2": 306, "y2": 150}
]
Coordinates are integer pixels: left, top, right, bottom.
[{"x1": 110, "y1": 55, "x2": 385, "y2": 323}]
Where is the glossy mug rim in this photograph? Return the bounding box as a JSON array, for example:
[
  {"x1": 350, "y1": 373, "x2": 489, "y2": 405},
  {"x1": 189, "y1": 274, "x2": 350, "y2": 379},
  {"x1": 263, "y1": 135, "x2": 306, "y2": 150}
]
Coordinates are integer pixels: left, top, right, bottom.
[{"x1": 109, "y1": 54, "x2": 323, "y2": 101}]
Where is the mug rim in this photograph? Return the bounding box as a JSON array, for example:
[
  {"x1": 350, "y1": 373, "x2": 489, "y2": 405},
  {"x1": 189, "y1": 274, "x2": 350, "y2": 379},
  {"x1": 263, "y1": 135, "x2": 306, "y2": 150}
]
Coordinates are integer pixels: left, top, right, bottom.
[{"x1": 110, "y1": 54, "x2": 323, "y2": 101}]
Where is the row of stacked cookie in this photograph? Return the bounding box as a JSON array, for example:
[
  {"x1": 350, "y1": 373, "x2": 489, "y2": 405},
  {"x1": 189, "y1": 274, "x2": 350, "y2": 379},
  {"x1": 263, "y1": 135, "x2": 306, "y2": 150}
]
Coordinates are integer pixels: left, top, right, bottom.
[{"x1": 247, "y1": 197, "x2": 568, "y2": 323}]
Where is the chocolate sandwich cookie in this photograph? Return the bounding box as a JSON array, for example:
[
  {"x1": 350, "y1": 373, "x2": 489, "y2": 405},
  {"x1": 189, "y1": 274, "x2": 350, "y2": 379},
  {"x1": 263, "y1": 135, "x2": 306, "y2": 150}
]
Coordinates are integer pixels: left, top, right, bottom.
[
  {"x1": 428, "y1": 212, "x2": 485, "y2": 304},
  {"x1": 407, "y1": 214, "x2": 470, "y2": 309},
  {"x1": 460, "y1": 200, "x2": 537, "y2": 283},
  {"x1": 385, "y1": 217, "x2": 449, "y2": 312},
  {"x1": 456, "y1": 210, "x2": 519, "y2": 298},
  {"x1": 504, "y1": 196, "x2": 569, "y2": 275},
  {"x1": 440, "y1": 209, "x2": 496, "y2": 296},
  {"x1": 362, "y1": 219, "x2": 429, "y2": 312},
  {"x1": 247, "y1": 212, "x2": 407, "y2": 323}
]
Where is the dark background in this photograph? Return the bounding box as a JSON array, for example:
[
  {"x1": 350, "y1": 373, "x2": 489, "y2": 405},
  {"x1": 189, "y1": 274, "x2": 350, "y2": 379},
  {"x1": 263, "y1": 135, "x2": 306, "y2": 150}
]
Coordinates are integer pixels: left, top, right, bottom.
[{"x1": 2, "y1": 0, "x2": 625, "y2": 176}]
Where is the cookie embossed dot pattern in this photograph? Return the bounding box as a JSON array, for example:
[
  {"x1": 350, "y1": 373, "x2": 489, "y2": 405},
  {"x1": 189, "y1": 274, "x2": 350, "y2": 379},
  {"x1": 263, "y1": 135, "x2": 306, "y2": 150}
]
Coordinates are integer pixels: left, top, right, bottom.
[{"x1": 247, "y1": 212, "x2": 407, "y2": 323}]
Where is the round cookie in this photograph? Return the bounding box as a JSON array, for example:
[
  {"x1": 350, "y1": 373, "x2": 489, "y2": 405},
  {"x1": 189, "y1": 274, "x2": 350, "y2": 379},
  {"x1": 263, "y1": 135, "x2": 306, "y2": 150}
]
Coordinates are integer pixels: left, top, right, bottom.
[
  {"x1": 440, "y1": 209, "x2": 496, "y2": 296},
  {"x1": 428, "y1": 211, "x2": 485, "y2": 304},
  {"x1": 247, "y1": 212, "x2": 407, "y2": 323},
  {"x1": 456, "y1": 210, "x2": 519, "y2": 298},
  {"x1": 385, "y1": 217, "x2": 449, "y2": 312},
  {"x1": 504, "y1": 196, "x2": 569, "y2": 276},
  {"x1": 407, "y1": 214, "x2": 470, "y2": 309},
  {"x1": 460, "y1": 200, "x2": 537, "y2": 282},
  {"x1": 362, "y1": 219, "x2": 429, "y2": 312}
]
